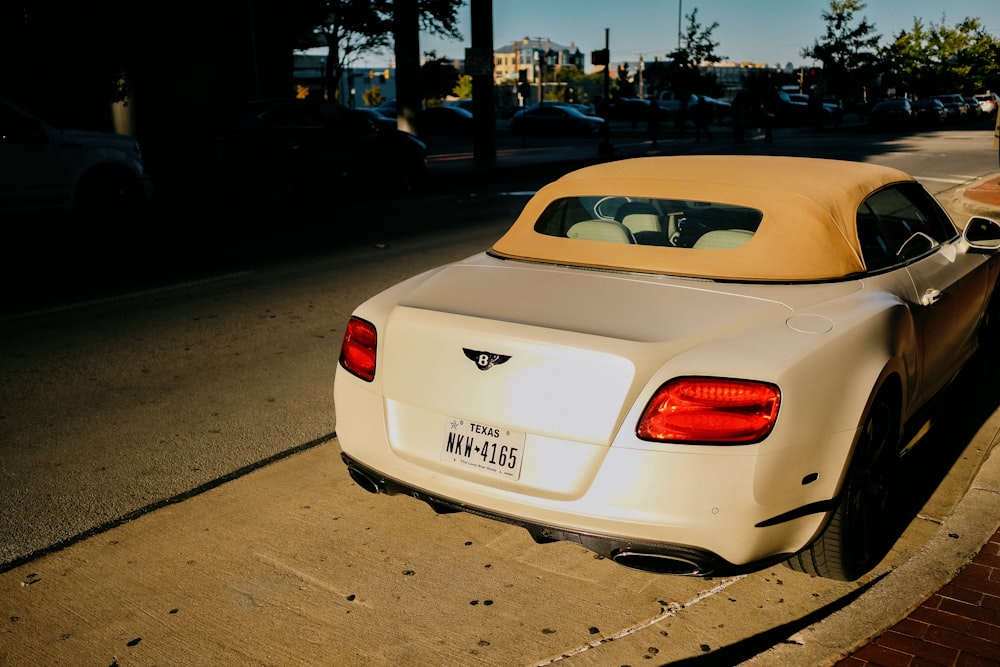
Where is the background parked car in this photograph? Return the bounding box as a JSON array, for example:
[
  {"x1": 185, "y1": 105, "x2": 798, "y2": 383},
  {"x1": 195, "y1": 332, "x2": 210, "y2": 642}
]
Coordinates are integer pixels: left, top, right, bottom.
[
  {"x1": 0, "y1": 96, "x2": 152, "y2": 217},
  {"x1": 911, "y1": 98, "x2": 948, "y2": 126},
  {"x1": 216, "y1": 98, "x2": 426, "y2": 206},
  {"x1": 931, "y1": 94, "x2": 969, "y2": 121},
  {"x1": 776, "y1": 91, "x2": 842, "y2": 125},
  {"x1": 606, "y1": 97, "x2": 659, "y2": 123},
  {"x1": 444, "y1": 98, "x2": 474, "y2": 113},
  {"x1": 655, "y1": 91, "x2": 730, "y2": 121},
  {"x1": 510, "y1": 102, "x2": 605, "y2": 137},
  {"x1": 868, "y1": 98, "x2": 914, "y2": 130},
  {"x1": 963, "y1": 96, "x2": 983, "y2": 119},
  {"x1": 351, "y1": 107, "x2": 397, "y2": 133},
  {"x1": 417, "y1": 105, "x2": 475, "y2": 136},
  {"x1": 374, "y1": 101, "x2": 475, "y2": 136},
  {"x1": 974, "y1": 92, "x2": 999, "y2": 115}
]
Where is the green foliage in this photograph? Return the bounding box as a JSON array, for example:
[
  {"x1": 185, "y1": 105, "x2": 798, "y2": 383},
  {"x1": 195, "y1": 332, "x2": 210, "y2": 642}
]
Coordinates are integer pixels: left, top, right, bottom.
[
  {"x1": 310, "y1": 0, "x2": 465, "y2": 97},
  {"x1": 801, "y1": 0, "x2": 881, "y2": 100},
  {"x1": 363, "y1": 84, "x2": 385, "y2": 107},
  {"x1": 452, "y1": 74, "x2": 473, "y2": 99},
  {"x1": 800, "y1": 1, "x2": 999, "y2": 100},
  {"x1": 662, "y1": 8, "x2": 725, "y2": 98},
  {"x1": 881, "y1": 16, "x2": 1000, "y2": 96},
  {"x1": 671, "y1": 7, "x2": 726, "y2": 67},
  {"x1": 642, "y1": 61, "x2": 672, "y2": 95}
]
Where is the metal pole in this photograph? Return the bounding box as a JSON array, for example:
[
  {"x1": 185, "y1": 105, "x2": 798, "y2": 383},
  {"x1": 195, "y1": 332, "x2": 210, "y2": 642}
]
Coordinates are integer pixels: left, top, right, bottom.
[
  {"x1": 598, "y1": 28, "x2": 612, "y2": 157},
  {"x1": 678, "y1": 0, "x2": 682, "y2": 50}
]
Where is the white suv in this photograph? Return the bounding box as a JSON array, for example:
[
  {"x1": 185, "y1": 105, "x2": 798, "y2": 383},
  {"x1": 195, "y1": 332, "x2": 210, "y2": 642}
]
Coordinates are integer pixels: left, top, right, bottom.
[
  {"x1": 975, "y1": 92, "x2": 999, "y2": 115},
  {"x1": 0, "y1": 97, "x2": 152, "y2": 216}
]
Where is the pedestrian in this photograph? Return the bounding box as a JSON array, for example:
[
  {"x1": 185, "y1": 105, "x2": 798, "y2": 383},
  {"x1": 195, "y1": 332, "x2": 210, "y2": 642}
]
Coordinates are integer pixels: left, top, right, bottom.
[
  {"x1": 809, "y1": 88, "x2": 824, "y2": 131},
  {"x1": 731, "y1": 90, "x2": 747, "y2": 143},
  {"x1": 694, "y1": 96, "x2": 713, "y2": 143},
  {"x1": 647, "y1": 99, "x2": 661, "y2": 147},
  {"x1": 762, "y1": 87, "x2": 777, "y2": 143}
]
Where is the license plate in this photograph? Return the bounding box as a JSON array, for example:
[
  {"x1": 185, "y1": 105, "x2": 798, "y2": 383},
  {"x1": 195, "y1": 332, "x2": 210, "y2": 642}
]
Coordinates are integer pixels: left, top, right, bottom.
[{"x1": 441, "y1": 418, "x2": 526, "y2": 480}]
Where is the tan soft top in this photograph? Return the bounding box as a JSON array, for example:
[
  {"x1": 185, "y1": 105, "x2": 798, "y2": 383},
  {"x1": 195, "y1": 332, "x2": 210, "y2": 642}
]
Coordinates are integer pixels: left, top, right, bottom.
[{"x1": 490, "y1": 155, "x2": 915, "y2": 281}]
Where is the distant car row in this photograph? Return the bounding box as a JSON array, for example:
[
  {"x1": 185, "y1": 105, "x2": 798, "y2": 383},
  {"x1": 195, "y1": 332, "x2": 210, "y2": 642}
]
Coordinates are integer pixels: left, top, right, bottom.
[
  {"x1": 215, "y1": 98, "x2": 429, "y2": 206},
  {"x1": 869, "y1": 93, "x2": 998, "y2": 130}
]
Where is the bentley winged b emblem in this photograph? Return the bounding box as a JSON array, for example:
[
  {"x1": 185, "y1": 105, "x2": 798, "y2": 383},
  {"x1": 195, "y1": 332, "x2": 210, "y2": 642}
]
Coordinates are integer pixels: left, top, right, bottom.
[{"x1": 463, "y1": 348, "x2": 511, "y2": 371}]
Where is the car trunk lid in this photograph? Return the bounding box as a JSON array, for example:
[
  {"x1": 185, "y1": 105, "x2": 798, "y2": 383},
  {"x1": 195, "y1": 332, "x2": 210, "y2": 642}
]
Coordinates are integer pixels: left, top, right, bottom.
[{"x1": 381, "y1": 258, "x2": 792, "y2": 447}]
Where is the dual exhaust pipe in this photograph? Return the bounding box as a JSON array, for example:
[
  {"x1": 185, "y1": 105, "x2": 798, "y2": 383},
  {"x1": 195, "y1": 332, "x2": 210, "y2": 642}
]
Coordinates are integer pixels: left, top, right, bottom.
[{"x1": 342, "y1": 453, "x2": 721, "y2": 576}]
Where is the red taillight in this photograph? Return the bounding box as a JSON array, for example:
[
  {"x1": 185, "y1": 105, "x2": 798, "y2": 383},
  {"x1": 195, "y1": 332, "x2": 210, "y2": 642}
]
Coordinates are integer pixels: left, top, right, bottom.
[
  {"x1": 636, "y1": 377, "x2": 780, "y2": 444},
  {"x1": 339, "y1": 317, "x2": 377, "y2": 382}
]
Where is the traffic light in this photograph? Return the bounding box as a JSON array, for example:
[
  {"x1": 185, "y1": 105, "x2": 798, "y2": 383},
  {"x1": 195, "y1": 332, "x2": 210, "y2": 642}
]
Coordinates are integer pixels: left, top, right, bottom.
[
  {"x1": 518, "y1": 68, "x2": 530, "y2": 100},
  {"x1": 369, "y1": 69, "x2": 375, "y2": 80},
  {"x1": 384, "y1": 68, "x2": 390, "y2": 80},
  {"x1": 591, "y1": 48, "x2": 609, "y2": 66}
]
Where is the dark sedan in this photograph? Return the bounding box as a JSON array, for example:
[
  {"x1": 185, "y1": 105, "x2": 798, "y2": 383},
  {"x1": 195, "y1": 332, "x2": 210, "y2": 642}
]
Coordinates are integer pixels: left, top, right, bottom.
[
  {"x1": 351, "y1": 107, "x2": 397, "y2": 133},
  {"x1": 868, "y1": 98, "x2": 913, "y2": 130},
  {"x1": 216, "y1": 98, "x2": 427, "y2": 205},
  {"x1": 911, "y1": 99, "x2": 948, "y2": 126},
  {"x1": 510, "y1": 103, "x2": 605, "y2": 137},
  {"x1": 418, "y1": 105, "x2": 475, "y2": 136}
]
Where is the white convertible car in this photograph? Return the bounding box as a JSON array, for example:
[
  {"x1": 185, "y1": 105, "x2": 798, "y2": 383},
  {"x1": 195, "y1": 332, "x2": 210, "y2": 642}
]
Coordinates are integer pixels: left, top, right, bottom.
[{"x1": 335, "y1": 155, "x2": 1000, "y2": 581}]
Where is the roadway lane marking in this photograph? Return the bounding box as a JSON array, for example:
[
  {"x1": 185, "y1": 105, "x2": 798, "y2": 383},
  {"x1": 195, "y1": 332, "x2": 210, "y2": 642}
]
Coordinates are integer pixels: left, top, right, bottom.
[
  {"x1": 916, "y1": 176, "x2": 974, "y2": 184},
  {"x1": 0, "y1": 271, "x2": 254, "y2": 323}
]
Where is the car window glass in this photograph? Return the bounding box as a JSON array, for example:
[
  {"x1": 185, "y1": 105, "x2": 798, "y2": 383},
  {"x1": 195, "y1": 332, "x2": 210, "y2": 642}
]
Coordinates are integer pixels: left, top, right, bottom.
[
  {"x1": 857, "y1": 184, "x2": 953, "y2": 268},
  {"x1": 533, "y1": 196, "x2": 763, "y2": 249}
]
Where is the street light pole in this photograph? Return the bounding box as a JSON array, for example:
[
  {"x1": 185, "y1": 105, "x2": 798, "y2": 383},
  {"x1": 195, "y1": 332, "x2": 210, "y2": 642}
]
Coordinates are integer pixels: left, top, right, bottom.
[
  {"x1": 678, "y1": 0, "x2": 682, "y2": 49},
  {"x1": 598, "y1": 27, "x2": 613, "y2": 157}
]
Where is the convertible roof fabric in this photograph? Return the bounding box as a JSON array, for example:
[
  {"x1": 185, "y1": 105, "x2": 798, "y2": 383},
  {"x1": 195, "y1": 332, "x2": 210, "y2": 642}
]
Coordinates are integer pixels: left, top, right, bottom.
[{"x1": 490, "y1": 155, "x2": 915, "y2": 281}]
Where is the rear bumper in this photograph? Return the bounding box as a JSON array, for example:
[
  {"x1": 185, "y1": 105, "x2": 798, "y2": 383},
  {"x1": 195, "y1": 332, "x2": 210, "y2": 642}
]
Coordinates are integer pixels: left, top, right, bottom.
[{"x1": 341, "y1": 452, "x2": 792, "y2": 576}]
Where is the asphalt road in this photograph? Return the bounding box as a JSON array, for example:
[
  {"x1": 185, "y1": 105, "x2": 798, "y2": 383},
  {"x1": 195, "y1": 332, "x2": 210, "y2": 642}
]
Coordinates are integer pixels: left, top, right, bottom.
[{"x1": 1, "y1": 123, "x2": 999, "y2": 666}]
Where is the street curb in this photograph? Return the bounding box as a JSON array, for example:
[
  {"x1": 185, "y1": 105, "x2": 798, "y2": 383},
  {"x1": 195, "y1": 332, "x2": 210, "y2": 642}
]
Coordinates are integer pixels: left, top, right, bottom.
[
  {"x1": 946, "y1": 173, "x2": 1000, "y2": 222},
  {"x1": 742, "y1": 411, "x2": 1000, "y2": 667}
]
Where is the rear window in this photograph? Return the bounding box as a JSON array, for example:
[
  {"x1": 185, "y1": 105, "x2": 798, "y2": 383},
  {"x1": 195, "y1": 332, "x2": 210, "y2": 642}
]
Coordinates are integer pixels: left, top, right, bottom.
[{"x1": 532, "y1": 196, "x2": 764, "y2": 250}]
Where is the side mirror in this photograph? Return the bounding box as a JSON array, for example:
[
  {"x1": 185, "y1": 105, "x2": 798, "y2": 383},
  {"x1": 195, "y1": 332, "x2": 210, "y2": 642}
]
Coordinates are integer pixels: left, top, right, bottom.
[{"x1": 963, "y1": 216, "x2": 1000, "y2": 251}]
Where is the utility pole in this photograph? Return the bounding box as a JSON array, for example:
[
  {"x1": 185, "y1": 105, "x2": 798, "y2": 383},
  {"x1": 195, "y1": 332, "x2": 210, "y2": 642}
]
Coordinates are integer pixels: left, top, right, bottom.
[
  {"x1": 598, "y1": 28, "x2": 613, "y2": 157},
  {"x1": 638, "y1": 55, "x2": 644, "y2": 99},
  {"x1": 678, "y1": 0, "x2": 682, "y2": 50},
  {"x1": 469, "y1": 0, "x2": 495, "y2": 166}
]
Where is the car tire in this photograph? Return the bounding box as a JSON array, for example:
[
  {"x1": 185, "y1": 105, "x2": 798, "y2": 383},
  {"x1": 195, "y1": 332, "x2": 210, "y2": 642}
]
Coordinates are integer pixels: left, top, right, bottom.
[{"x1": 785, "y1": 389, "x2": 900, "y2": 581}]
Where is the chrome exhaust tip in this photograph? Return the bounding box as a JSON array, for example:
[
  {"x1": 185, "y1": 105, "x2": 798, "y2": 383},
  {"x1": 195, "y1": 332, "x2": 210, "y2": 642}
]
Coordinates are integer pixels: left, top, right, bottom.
[
  {"x1": 611, "y1": 550, "x2": 710, "y2": 576},
  {"x1": 346, "y1": 464, "x2": 383, "y2": 494}
]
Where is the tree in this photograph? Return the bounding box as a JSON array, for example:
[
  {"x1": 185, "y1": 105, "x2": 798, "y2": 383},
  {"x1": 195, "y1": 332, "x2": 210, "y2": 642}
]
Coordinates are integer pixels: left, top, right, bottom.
[
  {"x1": 420, "y1": 54, "x2": 460, "y2": 104},
  {"x1": 452, "y1": 74, "x2": 474, "y2": 99},
  {"x1": 307, "y1": 0, "x2": 464, "y2": 100},
  {"x1": 551, "y1": 65, "x2": 597, "y2": 104},
  {"x1": 801, "y1": 0, "x2": 882, "y2": 102},
  {"x1": 363, "y1": 84, "x2": 386, "y2": 107},
  {"x1": 660, "y1": 8, "x2": 726, "y2": 125},
  {"x1": 881, "y1": 16, "x2": 1000, "y2": 97},
  {"x1": 641, "y1": 60, "x2": 672, "y2": 97}
]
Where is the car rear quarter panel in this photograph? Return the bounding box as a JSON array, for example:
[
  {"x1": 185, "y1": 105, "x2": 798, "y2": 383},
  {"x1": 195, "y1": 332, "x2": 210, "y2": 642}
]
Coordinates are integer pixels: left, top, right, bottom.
[{"x1": 609, "y1": 279, "x2": 918, "y2": 514}]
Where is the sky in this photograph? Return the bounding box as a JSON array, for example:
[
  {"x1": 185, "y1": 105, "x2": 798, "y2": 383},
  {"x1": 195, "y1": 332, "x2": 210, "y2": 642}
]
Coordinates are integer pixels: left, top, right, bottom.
[{"x1": 353, "y1": 0, "x2": 1000, "y2": 69}]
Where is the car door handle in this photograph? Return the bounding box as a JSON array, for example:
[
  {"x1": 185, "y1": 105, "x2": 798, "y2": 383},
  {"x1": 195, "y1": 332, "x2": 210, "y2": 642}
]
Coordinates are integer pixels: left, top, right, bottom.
[{"x1": 921, "y1": 288, "x2": 943, "y2": 306}]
